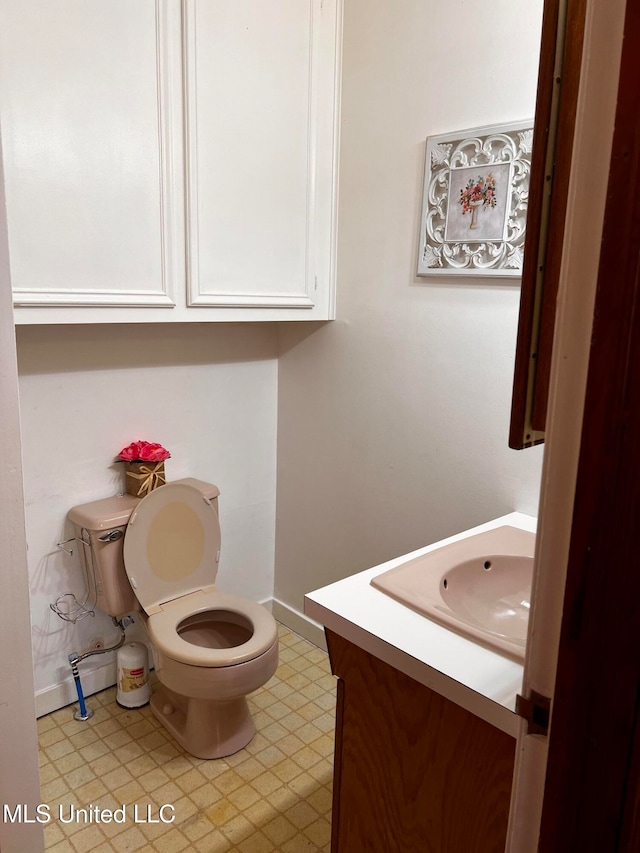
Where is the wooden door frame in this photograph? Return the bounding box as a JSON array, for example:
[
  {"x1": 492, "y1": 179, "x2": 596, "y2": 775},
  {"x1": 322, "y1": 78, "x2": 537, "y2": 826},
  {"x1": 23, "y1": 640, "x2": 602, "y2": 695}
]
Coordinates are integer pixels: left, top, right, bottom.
[{"x1": 539, "y1": 1, "x2": 640, "y2": 848}]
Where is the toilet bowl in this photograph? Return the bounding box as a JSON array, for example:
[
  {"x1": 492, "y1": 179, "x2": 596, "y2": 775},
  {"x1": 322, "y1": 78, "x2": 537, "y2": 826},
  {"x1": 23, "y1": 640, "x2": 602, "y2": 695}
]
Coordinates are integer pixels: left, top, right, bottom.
[{"x1": 68, "y1": 478, "x2": 279, "y2": 759}]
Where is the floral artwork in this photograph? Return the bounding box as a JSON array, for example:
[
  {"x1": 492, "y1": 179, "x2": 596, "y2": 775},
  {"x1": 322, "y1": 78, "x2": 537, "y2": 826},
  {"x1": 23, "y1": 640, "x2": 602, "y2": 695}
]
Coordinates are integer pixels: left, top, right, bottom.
[
  {"x1": 117, "y1": 440, "x2": 171, "y2": 463},
  {"x1": 459, "y1": 172, "x2": 497, "y2": 227},
  {"x1": 417, "y1": 122, "x2": 533, "y2": 276},
  {"x1": 446, "y1": 162, "x2": 511, "y2": 243}
]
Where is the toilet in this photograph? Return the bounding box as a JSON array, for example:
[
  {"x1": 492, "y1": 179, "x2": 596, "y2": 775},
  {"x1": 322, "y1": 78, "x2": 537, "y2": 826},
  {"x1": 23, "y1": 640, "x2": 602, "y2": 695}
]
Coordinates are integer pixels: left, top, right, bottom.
[{"x1": 68, "y1": 478, "x2": 279, "y2": 759}]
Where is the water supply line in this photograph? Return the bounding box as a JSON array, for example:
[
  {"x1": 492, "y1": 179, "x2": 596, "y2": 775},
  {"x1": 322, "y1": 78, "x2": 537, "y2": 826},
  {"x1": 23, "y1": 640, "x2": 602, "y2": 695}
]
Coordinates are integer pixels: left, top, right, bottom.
[
  {"x1": 68, "y1": 616, "x2": 133, "y2": 721},
  {"x1": 68, "y1": 653, "x2": 92, "y2": 721}
]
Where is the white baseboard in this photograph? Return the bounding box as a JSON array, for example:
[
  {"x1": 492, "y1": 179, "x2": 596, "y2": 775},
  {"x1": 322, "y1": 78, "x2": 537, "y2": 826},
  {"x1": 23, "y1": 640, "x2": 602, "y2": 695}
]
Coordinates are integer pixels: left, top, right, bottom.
[
  {"x1": 35, "y1": 659, "x2": 117, "y2": 718},
  {"x1": 270, "y1": 598, "x2": 327, "y2": 651},
  {"x1": 36, "y1": 597, "x2": 326, "y2": 718}
]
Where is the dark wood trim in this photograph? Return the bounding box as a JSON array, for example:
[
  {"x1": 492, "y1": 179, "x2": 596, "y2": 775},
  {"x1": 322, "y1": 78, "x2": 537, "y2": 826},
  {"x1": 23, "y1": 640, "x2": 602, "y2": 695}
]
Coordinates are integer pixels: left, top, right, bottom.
[
  {"x1": 539, "y1": 2, "x2": 640, "y2": 848},
  {"x1": 509, "y1": 0, "x2": 586, "y2": 448},
  {"x1": 619, "y1": 713, "x2": 640, "y2": 850},
  {"x1": 329, "y1": 661, "x2": 345, "y2": 852},
  {"x1": 509, "y1": 0, "x2": 560, "y2": 448},
  {"x1": 531, "y1": 0, "x2": 586, "y2": 429}
]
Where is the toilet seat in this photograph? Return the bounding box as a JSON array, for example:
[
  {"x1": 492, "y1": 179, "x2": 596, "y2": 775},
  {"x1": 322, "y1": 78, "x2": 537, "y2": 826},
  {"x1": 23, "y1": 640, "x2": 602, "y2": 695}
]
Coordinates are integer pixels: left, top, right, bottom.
[
  {"x1": 123, "y1": 482, "x2": 277, "y2": 669},
  {"x1": 146, "y1": 588, "x2": 278, "y2": 667}
]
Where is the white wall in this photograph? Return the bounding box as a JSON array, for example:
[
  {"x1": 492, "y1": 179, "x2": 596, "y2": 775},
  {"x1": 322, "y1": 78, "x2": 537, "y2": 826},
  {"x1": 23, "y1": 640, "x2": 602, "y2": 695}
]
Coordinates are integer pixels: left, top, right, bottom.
[
  {"x1": 16, "y1": 322, "x2": 278, "y2": 714},
  {"x1": 274, "y1": 0, "x2": 546, "y2": 622}
]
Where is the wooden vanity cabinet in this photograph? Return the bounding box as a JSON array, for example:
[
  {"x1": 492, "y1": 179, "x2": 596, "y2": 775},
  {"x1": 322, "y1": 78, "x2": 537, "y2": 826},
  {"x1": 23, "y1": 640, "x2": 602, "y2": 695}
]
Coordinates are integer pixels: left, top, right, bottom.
[{"x1": 326, "y1": 630, "x2": 516, "y2": 853}]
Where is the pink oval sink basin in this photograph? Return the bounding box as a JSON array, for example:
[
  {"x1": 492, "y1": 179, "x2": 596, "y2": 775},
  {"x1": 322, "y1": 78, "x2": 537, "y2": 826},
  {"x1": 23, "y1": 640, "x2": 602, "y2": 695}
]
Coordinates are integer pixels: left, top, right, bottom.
[{"x1": 371, "y1": 526, "x2": 535, "y2": 661}]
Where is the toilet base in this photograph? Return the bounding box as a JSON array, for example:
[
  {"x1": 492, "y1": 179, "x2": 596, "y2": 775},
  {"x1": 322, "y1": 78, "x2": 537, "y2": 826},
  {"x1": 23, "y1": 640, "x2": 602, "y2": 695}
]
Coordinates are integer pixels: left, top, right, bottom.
[{"x1": 150, "y1": 685, "x2": 256, "y2": 759}]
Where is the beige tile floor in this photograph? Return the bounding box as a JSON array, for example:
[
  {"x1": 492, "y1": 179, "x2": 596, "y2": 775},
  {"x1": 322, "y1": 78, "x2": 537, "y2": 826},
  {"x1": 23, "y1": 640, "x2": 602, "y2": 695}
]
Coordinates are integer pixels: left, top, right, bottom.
[{"x1": 37, "y1": 626, "x2": 335, "y2": 853}]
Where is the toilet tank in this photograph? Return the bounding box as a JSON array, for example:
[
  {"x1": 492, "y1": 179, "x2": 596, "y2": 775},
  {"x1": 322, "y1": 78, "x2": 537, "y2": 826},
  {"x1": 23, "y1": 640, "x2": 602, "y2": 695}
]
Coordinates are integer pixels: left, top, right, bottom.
[
  {"x1": 69, "y1": 493, "x2": 141, "y2": 618},
  {"x1": 68, "y1": 478, "x2": 221, "y2": 619}
]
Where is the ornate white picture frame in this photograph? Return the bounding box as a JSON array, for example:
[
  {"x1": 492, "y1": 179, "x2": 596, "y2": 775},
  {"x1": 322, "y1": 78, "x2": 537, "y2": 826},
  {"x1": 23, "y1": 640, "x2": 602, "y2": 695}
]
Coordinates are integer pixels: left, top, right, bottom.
[{"x1": 417, "y1": 120, "x2": 534, "y2": 277}]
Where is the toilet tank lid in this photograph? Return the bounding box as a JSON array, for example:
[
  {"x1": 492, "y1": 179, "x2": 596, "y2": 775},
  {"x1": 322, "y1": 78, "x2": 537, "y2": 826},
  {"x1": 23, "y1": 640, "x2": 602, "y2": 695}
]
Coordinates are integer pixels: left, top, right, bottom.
[
  {"x1": 69, "y1": 494, "x2": 140, "y2": 530},
  {"x1": 68, "y1": 479, "x2": 221, "y2": 531}
]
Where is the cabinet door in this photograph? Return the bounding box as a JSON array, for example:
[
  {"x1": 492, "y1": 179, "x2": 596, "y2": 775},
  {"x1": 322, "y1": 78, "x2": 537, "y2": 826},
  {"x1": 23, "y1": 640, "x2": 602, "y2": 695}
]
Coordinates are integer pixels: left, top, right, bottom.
[
  {"x1": 0, "y1": 0, "x2": 183, "y2": 310},
  {"x1": 184, "y1": 0, "x2": 340, "y2": 317},
  {"x1": 327, "y1": 631, "x2": 516, "y2": 853}
]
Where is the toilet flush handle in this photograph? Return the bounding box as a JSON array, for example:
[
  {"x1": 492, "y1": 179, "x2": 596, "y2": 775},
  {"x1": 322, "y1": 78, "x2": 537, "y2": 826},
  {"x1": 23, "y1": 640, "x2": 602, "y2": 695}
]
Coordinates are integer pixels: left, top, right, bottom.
[{"x1": 98, "y1": 529, "x2": 123, "y2": 543}]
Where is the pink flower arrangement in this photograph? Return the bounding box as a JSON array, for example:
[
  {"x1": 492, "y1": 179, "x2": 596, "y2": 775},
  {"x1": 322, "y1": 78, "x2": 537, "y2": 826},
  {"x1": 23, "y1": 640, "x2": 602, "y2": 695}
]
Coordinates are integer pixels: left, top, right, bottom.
[
  {"x1": 117, "y1": 440, "x2": 171, "y2": 463},
  {"x1": 459, "y1": 172, "x2": 497, "y2": 214}
]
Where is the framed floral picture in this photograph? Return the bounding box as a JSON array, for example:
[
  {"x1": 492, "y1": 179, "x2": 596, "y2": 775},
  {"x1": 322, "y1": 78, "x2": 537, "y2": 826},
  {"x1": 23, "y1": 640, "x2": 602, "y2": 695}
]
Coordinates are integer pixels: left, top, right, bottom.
[{"x1": 417, "y1": 120, "x2": 534, "y2": 277}]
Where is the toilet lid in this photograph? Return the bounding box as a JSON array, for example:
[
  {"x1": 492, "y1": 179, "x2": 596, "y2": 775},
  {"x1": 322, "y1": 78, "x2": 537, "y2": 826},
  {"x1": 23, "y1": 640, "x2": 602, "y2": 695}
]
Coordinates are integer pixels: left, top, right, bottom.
[{"x1": 123, "y1": 483, "x2": 221, "y2": 615}]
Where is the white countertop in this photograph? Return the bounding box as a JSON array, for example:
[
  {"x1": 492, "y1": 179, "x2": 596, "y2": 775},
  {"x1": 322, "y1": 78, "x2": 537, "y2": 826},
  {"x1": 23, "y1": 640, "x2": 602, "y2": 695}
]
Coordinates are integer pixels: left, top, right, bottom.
[{"x1": 304, "y1": 512, "x2": 536, "y2": 737}]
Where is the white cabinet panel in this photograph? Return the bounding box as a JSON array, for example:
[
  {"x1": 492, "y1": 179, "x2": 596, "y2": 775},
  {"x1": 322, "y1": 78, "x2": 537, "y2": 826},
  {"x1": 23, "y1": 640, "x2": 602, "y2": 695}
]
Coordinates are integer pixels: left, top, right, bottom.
[
  {"x1": 185, "y1": 0, "x2": 312, "y2": 308},
  {"x1": 0, "y1": 0, "x2": 183, "y2": 308},
  {"x1": 185, "y1": 0, "x2": 339, "y2": 314}
]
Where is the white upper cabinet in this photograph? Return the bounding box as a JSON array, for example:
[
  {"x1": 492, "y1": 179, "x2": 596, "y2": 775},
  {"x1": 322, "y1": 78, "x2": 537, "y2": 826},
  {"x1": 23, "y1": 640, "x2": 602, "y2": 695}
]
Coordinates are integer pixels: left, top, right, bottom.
[
  {"x1": 0, "y1": 0, "x2": 341, "y2": 324},
  {"x1": 0, "y1": 0, "x2": 184, "y2": 315}
]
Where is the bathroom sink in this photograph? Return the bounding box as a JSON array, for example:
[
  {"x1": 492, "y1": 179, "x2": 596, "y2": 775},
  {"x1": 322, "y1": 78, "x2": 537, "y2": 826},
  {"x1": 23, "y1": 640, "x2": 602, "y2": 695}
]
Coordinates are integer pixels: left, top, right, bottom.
[{"x1": 370, "y1": 526, "x2": 535, "y2": 661}]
